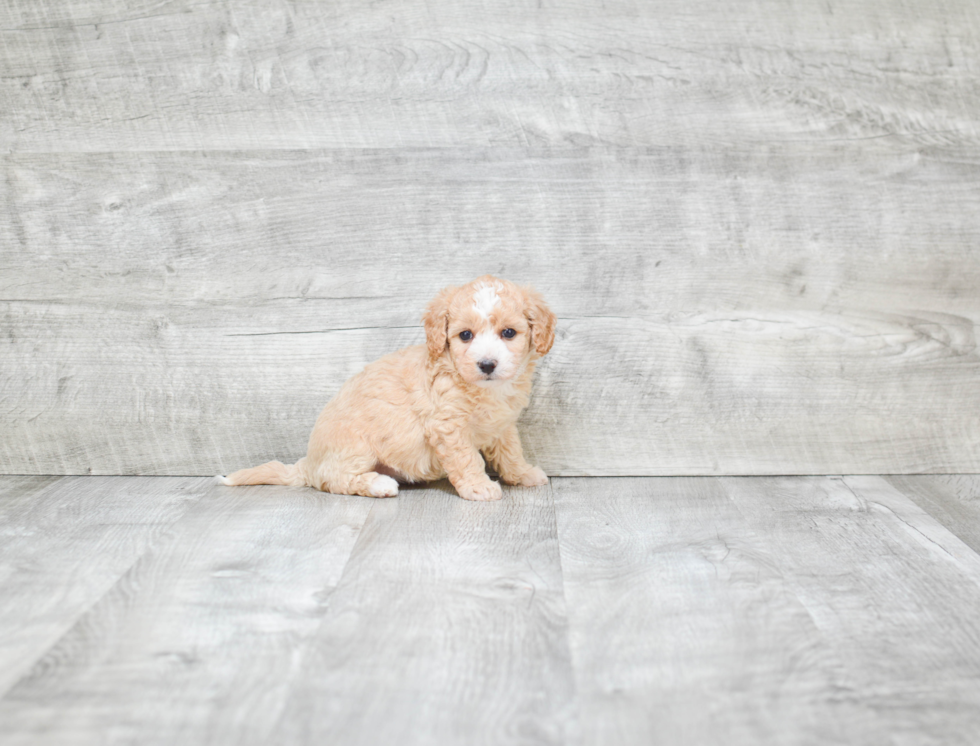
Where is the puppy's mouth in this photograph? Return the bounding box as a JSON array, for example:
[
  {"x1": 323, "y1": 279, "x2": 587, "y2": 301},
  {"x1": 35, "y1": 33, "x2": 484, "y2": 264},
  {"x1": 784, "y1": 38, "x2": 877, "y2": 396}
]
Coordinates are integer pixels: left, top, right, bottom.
[{"x1": 475, "y1": 372, "x2": 507, "y2": 387}]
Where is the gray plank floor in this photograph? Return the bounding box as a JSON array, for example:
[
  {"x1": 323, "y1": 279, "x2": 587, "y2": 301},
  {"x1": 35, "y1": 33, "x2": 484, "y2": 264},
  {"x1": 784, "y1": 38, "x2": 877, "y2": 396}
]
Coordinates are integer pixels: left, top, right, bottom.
[{"x1": 2, "y1": 476, "x2": 980, "y2": 745}]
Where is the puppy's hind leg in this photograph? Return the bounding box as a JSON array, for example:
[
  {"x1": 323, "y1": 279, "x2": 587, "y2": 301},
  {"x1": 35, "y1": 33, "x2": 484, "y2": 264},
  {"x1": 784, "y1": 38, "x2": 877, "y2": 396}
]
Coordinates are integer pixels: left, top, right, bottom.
[
  {"x1": 355, "y1": 472, "x2": 399, "y2": 498},
  {"x1": 321, "y1": 470, "x2": 399, "y2": 498},
  {"x1": 308, "y1": 446, "x2": 399, "y2": 497}
]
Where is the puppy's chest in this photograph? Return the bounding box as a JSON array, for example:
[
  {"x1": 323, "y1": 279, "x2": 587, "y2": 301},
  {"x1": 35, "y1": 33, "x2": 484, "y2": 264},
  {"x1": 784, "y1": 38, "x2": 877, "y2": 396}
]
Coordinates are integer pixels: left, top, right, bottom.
[{"x1": 468, "y1": 392, "x2": 525, "y2": 442}]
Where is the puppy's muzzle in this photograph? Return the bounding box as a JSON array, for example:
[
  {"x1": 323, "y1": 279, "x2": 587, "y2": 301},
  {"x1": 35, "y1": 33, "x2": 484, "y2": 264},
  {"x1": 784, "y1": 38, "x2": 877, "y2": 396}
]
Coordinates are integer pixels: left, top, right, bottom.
[{"x1": 478, "y1": 359, "x2": 497, "y2": 376}]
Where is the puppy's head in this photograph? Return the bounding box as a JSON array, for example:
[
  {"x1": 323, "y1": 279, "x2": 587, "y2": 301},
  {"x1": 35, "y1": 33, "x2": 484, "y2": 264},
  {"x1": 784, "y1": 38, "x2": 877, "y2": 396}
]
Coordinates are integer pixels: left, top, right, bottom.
[{"x1": 423, "y1": 275, "x2": 556, "y2": 387}]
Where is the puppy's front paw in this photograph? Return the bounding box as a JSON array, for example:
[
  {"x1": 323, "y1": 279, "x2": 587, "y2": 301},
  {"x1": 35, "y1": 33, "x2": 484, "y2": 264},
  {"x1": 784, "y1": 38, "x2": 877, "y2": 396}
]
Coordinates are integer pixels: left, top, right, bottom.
[
  {"x1": 517, "y1": 466, "x2": 549, "y2": 487},
  {"x1": 458, "y1": 480, "x2": 503, "y2": 502}
]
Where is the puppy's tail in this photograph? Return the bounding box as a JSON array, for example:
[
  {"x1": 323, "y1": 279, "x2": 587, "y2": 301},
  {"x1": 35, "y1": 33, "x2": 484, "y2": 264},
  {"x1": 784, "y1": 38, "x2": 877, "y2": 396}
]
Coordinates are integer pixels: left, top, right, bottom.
[{"x1": 218, "y1": 458, "x2": 309, "y2": 487}]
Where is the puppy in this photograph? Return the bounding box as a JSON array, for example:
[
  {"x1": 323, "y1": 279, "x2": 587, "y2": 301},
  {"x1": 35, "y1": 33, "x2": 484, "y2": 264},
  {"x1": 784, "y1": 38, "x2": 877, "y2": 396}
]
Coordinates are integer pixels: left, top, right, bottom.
[{"x1": 221, "y1": 275, "x2": 556, "y2": 501}]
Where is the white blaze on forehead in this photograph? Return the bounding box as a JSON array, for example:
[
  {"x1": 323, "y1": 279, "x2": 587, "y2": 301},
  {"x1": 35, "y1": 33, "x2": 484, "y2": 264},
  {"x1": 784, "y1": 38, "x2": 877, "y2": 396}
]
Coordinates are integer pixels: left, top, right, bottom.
[{"x1": 472, "y1": 282, "x2": 502, "y2": 319}]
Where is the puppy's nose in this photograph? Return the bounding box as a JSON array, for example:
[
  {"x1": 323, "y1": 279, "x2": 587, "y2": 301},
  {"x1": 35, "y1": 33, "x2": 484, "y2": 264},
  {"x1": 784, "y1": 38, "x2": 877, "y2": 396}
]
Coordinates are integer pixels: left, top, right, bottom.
[{"x1": 478, "y1": 359, "x2": 497, "y2": 375}]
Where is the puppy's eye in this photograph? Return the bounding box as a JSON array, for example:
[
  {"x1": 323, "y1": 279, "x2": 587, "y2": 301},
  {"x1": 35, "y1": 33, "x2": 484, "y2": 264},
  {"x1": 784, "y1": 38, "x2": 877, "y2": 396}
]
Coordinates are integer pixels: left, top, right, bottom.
[
  {"x1": 501, "y1": 328, "x2": 517, "y2": 339},
  {"x1": 459, "y1": 330, "x2": 473, "y2": 342}
]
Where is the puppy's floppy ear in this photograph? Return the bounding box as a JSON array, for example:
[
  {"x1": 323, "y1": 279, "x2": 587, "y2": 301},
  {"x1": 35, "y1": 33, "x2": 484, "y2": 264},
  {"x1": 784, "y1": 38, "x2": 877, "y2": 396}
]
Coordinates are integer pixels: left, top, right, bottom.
[
  {"x1": 522, "y1": 286, "x2": 556, "y2": 356},
  {"x1": 423, "y1": 285, "x2": 456, "y2": 361}
]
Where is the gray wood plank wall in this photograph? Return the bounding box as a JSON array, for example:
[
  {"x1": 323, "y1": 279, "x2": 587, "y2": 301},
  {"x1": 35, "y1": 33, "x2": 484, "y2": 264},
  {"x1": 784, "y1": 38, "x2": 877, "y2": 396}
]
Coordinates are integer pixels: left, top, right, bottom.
[{"x1": 2, "y1": 0, "x2": 979, "y2": 475}]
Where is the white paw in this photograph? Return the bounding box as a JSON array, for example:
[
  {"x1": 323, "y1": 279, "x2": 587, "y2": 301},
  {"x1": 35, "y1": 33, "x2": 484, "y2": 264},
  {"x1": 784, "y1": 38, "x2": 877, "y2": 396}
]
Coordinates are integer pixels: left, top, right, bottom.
[
  {"x1": 215, "y1": 475, "x2": 232, "y2": 486},
  {"x1": 517, "y1": 466, "x2": 549, "y2": 487},
  {"x1": 369, "y1": 474, "x2": 399, "y2": 498},
  {"x1": 458, "y1": 480, "x2": 503, "y2": 502}
]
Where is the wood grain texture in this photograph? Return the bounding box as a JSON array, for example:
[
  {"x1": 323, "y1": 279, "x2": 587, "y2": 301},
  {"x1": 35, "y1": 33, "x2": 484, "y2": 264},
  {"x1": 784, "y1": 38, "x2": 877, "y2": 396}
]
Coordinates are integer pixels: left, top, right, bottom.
[
  {"x1": 0, "y1": 478, "x2": 373, "y2": 745},
  {"x1": 3, "y1": 475, "x2": 980, "y2": 744},
  {"x1": 885, "y1": 474, "x2": 980, "y2": 554},
  {"x1": 1, "y1": 0, "x2": 979, "y2": 151},
  {"x1": 275, "y1": 482, "x2": 573, "y2": 746},
  {"x1": 553, "y1": 476, "x2": 980, "y2": 745},
  {"x1": 0, "y1": 476, "x2": 207, "y2": 698},
  {"x1": 0, "y1": 478, "x2": 573, "y2": 745},
  {"x1": 0, "y1": 475, "x2": 62, "y2": 503},
  {"x1": 2, "y1": 146, "x2": 979, "y2": 475}
]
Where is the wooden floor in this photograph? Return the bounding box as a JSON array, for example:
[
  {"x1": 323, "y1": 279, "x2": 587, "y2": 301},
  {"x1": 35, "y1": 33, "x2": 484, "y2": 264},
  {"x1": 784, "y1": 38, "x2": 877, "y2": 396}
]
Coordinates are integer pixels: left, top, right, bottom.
[{"x1": 1, "y1": 475, "x2": 979, "y2": 745}]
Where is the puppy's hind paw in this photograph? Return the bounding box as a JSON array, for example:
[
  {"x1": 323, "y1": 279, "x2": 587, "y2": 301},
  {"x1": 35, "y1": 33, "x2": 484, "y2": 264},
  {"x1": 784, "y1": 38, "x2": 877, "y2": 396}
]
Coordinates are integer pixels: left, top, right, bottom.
[
  {"x1": 517, "y1": 466, "x2": 549, "y2": 487},
  {"x1": 369, "y1": 474, "x2": 399, "y2": 498},
  {"x1": 458, "y1": 480, "x2": 503, "y2": 502}
]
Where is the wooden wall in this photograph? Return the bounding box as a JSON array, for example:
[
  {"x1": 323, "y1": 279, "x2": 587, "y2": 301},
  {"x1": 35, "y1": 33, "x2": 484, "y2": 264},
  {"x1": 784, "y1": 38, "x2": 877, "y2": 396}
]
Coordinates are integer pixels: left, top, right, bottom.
[{"x1": 2, "y1": 0, "x2": 979, "y2": 476}]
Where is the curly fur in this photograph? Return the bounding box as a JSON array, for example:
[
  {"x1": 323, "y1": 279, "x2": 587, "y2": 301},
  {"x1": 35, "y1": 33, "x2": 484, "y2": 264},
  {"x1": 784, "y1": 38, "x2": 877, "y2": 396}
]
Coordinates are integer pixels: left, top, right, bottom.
[{"x1": 221, "y1": 275, "x2": 556, "y2": 501}]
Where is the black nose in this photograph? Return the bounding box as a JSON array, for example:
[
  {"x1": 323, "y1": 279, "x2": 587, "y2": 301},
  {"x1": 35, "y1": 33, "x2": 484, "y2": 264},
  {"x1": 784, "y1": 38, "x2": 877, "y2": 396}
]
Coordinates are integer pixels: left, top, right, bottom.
[{"x1": 478, "y1": 359, "x2": 497, "y2": 375}]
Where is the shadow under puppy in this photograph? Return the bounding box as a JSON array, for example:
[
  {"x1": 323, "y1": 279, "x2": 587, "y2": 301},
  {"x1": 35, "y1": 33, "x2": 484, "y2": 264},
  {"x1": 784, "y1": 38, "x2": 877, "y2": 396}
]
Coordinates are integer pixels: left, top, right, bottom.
[{"x1": 221, "y1": 275, "x2": 556, "y2": 501}]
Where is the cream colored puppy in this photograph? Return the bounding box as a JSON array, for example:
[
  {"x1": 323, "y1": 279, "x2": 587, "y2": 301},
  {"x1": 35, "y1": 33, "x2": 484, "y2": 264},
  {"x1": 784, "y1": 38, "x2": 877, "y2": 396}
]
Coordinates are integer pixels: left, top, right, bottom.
[{"x1": 221, "y1": 276, "x2": 556, "y2": 501}]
